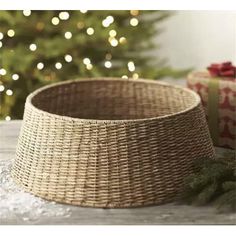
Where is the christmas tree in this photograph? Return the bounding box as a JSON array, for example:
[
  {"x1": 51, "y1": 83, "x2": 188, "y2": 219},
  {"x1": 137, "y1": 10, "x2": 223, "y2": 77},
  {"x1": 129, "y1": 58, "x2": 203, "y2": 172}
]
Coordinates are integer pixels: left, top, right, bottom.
[{"x1": 0, "y1": 10, "x2": 186, "y2": 120}]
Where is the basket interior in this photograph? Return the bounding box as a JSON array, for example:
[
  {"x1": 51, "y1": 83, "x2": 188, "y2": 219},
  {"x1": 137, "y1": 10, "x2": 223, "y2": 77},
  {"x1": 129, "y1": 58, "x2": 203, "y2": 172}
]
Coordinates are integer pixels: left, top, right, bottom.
[{"x1": 31, "y1": 79, "x2": 197, "y2": 120}]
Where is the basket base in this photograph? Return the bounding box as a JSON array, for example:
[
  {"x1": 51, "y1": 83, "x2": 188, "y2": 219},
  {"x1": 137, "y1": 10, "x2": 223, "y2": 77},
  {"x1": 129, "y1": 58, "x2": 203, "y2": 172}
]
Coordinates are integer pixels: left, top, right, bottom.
[{"x1": 12, "y1": 175, "x2": 177, "y2": 208}]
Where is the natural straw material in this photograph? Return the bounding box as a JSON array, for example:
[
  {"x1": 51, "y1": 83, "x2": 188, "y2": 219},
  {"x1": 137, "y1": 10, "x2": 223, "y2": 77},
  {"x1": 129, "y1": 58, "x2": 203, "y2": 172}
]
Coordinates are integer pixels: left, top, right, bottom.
[{"x1": 12, "y1": 78, "x2": 215, "y2": 208}]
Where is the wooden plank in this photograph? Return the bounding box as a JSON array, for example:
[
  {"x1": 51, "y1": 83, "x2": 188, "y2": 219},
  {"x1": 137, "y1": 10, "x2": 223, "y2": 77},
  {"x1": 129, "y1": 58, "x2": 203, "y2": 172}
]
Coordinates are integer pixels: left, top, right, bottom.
[
  {"x1": 0, "y1": 121, "x2": 235, "y2": 225},
  {"x1": 0, "y1": 121, "x2": 21, "y2": 160}
]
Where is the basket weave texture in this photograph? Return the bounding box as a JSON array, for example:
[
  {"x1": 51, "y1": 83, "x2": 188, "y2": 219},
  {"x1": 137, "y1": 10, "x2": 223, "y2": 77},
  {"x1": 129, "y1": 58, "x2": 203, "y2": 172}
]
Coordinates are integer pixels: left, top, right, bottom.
[{"x1": 12, "y1": 78, "x2": 215, "y2": 208}]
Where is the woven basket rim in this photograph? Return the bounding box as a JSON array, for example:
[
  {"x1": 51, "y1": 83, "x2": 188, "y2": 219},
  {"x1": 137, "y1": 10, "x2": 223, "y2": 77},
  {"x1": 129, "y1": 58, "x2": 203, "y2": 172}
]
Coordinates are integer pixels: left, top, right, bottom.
[{"x1": 25, "y1": 77, "x2": 201, "y2": 124}]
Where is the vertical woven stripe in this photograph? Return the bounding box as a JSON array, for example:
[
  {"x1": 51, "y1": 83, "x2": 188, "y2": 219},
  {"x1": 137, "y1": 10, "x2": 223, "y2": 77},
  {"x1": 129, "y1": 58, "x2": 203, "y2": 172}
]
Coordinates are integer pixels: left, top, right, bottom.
[{"x1": 208, "y1": 78, "x2": 220, "y2": 146}]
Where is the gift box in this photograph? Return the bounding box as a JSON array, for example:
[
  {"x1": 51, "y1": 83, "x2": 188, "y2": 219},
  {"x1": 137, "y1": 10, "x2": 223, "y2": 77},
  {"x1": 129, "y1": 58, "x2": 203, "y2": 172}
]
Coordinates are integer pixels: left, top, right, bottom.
[{"x1": 187, "y1": 62, "x2": 236, "y2": 149}]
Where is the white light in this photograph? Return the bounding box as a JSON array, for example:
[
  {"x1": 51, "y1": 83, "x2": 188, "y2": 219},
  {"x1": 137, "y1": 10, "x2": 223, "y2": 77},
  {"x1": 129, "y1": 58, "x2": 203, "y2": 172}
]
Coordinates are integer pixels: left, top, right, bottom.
[
  {"x1": 12, "y1": 74, "x2": 19, "y2": 80},
  {"x1": 119, "y1": 37, "x2": 127, "y2": 44},
  {"x1": 128, "y1": 61, "x2": 135, "y2": 72},
  {"x1": 0, "y1": 32, "x2": 3, "y2": 40},
  {"x1": 130, "y1": 18, "x2": 139, "y2": 27},
  {"x1": 64, "y1": 54, "x2": 73, "y2": 62},
  {"x1": 80, "y1": 10, "x2": 88, "y2": 13},
  {"x1": 133, "y1": 73, "x2": 139, "y2": 79},
  {"x1": 0, "y1": 41, "x2": 2, "y2": 48},
  {"x1": 122, "y1": 75, "x2": 128, "y2": 79},
  {"x1": 86, "y1": 27, "x2": 94, "y2": 35},
  {"x1": 7, "y1": 29, "x2": 15, "y2": 37},
  {"x1": 59, "y1": 12, "x2": 70, "y2": 20},
  {"x1": 107, "y1": 16, "x2": 114, "y2": 24},
  {"x1": 29, "y1": 43, "x2": 37, "y2": 51},
  {"x1": 0, "y1": 85, "x2": 5, "y2": 92},
  {"x1": 104, "y1": 61, "x2": 112, "y2": 68},
  {"x1": 64, "y1": 31, "x2": 72, "y2": 39},
  {"x1": 5, "y1": 116, "x2": 11, "y2": 121},
  {"x1": 110, "y1": 38, "x2": 118, "y2": 47},
  {"x1": 6, "y1": 89, "x2": 13, "y2": 96},
  {"x1": 55, "y1": 62, "x2": 62, "y2": 70},
  {"x1": 130, "y1": 10, "x2": 139, "y2": 16},
  {"x1": 102, "y1": 19, "x2": 110, "y2": 28},
  {"x1": 102, "y1": 16, "x2": 114, "y2": 28},
  {"x1": 23, "y1": 10, "x2": 31, "y2": 16},
  {"x1": 109, "y1": 30, "x2": 117, "y2": 37},
  {"x1": 51, "y1": 17, "x2": 60, "y2": 25},
  {"x1": 37, "y1": 62, "x2": 44, "y2": 70},
  {"x1": 0, "y1": 68, "x2": 7, "y2": 75},
  {"x1": 83, "y1": 58, "x2": 91, "y2": 65},
  {"x1": 86, "y1": 64, "x2": 93, "y2": 70}
]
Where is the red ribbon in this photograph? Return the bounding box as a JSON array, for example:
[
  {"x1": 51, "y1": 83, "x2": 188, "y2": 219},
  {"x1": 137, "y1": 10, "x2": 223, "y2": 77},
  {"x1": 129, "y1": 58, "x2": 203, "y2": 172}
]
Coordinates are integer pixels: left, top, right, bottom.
[{"x1": 207, "y1": 62, "x2": 236, "y2": 78}]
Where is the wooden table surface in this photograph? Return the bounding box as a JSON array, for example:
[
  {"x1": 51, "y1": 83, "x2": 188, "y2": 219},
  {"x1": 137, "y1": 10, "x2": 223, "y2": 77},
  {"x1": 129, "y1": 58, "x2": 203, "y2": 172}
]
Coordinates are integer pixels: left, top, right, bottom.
[{"x1": 0, "y1": 120, "x2": 235, "y2": 225}]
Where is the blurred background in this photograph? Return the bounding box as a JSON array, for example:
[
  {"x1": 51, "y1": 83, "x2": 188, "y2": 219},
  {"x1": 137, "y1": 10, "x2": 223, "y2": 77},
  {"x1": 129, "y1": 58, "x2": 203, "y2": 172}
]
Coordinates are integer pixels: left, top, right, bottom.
[
  {"x1": 157, "y1": 11, "x2": 236, "y2": 69},
  {"x1": 0, "y1": 10, "x2": 235, "y2": 120}
]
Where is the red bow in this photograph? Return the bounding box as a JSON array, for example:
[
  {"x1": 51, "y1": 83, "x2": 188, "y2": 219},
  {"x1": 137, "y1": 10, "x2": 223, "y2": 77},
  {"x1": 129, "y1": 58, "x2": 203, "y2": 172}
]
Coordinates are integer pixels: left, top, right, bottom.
[{"x1": 207, "y1": 62, "x2": 236, "y2": 78}]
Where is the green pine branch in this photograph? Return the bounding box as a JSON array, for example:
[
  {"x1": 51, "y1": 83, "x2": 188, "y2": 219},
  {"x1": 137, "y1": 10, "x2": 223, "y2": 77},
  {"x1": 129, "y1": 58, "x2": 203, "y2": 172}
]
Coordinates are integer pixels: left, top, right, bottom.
[{"x1": 179, "y1": 155, "x2": 236, "y2": 213}]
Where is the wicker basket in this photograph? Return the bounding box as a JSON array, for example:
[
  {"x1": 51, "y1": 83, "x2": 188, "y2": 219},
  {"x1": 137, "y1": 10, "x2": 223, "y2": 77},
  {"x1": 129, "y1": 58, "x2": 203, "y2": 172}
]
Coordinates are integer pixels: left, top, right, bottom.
[{"x1": 12, "y1": 78, "x2": 215, "y2": 208}]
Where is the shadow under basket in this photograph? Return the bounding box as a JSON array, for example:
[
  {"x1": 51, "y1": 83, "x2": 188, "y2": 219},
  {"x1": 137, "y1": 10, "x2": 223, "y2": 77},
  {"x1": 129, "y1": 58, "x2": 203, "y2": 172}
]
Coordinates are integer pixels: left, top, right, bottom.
[{"x1": 12, "y1": 78, "x2": 215, "y2": 208}]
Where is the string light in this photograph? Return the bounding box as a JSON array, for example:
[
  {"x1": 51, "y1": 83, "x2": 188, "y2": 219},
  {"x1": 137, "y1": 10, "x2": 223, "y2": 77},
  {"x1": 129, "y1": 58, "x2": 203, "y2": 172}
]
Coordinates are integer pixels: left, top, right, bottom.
[
  {"x1": 109, "y1": 30, "x2": 117, "y2": 37},
  {"x1": 102, "y1": 16, "x2": 114, "y2": 28},
  {"x1": 6, "y1": 89, "x2": 13, "y2": 96},
  {"x1": 130, "y1": 18, "x2": 139, "y2": 27},
  {"x1": 110, "y1": 38, "x2": 118, "y2": 47},
  {"x1": 64, "y1": 54, "x2": 73, "y2": 62},
  {"x1": 23, "y1": 10, "x2": 31, "y2": 16},
  {"x1": 122, "y1": 75, "x2": 128, "y2": 79},
  {"x1": 104, "y1": 61, "x2": 112, "y2": 68},
  {"x1": 83, "y1": 58, "x2": 92, "y2": 69},
  {"x1": 77, "y1": 21, "x2": 85, "y2": 29},
  {"x1": 36, "y1": 22, "x2": 44, "y2": 31},
  {"x1": 102, "y1": 20, "x2": 110, "y2": 28},
  {"x1": 0, "y1": 85, "x2": 5, "y2": 92},
  {"x1": 105, "y1": 53, "x2": 112, "y2": 60},
  {"x1": 86, "y1": 64, "x2": 93, "y2": 70},
  {"x1": 51, "y1": 17, "x2": 60, "y2": 25},
  {"x1": 64, "y1": 31, "x2": 72, "y2": 39},
  {"x1": 128, "y1": 61, "x2": 135, "y2": 72},
  {"x1": 12, "y1": 74, "x2": 19, "y2": 81},
  {"x1": 119, "y1": 37, "x2": 127, "y2": 44},
  {"x1": 37, "y1": 62, "x2": 44, "y2": 70},
  {"x1": 132, "y1": 73, "x2": 139, "y2": 79},
  {"x1": 80, "y1": 10, "x2": 88, "y2": 14},
  {"x1": 0, "y1": 41, "x2": 2, "y2": 48},
  {"x1": 130, "y1": 10, "x2": 139, "y2": 16},
  {"x1": 0, "y1": 32, "x2": 3, "y2": 40},
  {"x1": 7, "y1": 29, "x2": 15, "y2": 37},
  {"x1": 59, "y1": 12, "x2": 70, "y2": 20},
  {"x1": 86, "y1": 27, "x2": 94, "y2": 35},
  {"x1": 29, "y1": 43, "x2": 37, "y2": 51},
  {"x1": 0, "y1": 68, "x2": 7, "y2": 75},
  {"x1": 5, "y1": 116, "x2": 11, "y2": 121},
  {"x1": 83, "y1": 58, "x2": 91, "y2": 65},
  {"x1": 55, "y1": 62, "x2": 62, "y2": 70},
  {"x1": 107, "y1": 16, "x2": 114, "y2": 24}
]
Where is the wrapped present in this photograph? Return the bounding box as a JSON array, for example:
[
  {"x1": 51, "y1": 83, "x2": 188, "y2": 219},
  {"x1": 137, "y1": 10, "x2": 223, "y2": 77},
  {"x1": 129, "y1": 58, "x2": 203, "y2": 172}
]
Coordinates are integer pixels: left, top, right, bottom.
[{"x1": 187, "y1": 62, "x2": 236, "y2": 149}]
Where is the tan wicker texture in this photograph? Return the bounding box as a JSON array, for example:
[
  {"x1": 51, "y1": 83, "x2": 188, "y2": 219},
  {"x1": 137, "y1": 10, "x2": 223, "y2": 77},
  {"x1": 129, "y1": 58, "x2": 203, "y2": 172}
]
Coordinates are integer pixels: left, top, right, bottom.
[{"x1": 12, "y1": 78, "x2": 215, "y2": 208}]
